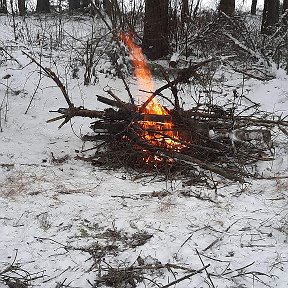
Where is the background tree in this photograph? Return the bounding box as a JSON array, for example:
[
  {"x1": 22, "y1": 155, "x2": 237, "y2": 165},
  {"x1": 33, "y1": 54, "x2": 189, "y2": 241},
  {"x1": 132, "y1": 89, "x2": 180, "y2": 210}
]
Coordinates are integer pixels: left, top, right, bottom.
[
  {"x1": 283, "y1": 0, "x2": 288, "y2": 13},
  {"x1": 18, "y1": 0, "x2": 25, "y2": 15},
  {"x1": 69, "y1": 0, "x2": 80, "y2": 11},
  {"x1": 102, "y1": 0, "x2": 122, "y2": 27},
  {"x1": 218, "y1": 0, "x2": 235, "y2": 16},
  {"x1": 261, "y1": 0, "x2": 280, "y2": 34},
  {"x1": 192, "y1": 0, "x2": 201, "y2": 18},
  {"x1": 82, "y1": 0, "x2": 89, "y2": 9},
  {"x1": 36, "y1": 0, "x2": 50, "y2": 12},
  {"x1": 142, "y1": 0, "x2": 169, "y2": 60},
  {"x1": 251, "y1": 0, "x2": 257, "y2": 15},
  {"x1": 282, "y1": 0, "x2": 288, "y2": 24},
  {"x1": 0, "y1": 0, "x2": 7, "y2": 13},
  {"x1": 181, "y1": 0, "x2": 189, "y2": 23}
]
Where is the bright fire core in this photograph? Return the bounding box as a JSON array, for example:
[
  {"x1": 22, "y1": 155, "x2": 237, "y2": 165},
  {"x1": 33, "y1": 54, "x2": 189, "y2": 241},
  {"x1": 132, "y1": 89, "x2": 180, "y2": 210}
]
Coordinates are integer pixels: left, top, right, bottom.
[{"x1": 120, "y1": 33, "x2": 184, "y2": 151}]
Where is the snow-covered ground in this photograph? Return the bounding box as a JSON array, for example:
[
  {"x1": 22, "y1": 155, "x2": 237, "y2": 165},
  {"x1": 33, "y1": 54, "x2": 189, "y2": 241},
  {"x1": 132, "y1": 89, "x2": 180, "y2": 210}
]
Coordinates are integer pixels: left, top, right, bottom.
[{"x1": 1, "y1": 14, "x2": 288, "y2": 288}]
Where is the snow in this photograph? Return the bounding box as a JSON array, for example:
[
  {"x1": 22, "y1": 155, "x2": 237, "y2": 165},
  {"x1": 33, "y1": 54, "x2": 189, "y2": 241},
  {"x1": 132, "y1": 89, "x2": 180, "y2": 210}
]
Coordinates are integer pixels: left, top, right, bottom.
[{"x1": 1, "y1": 14, "x2": 288, "y2": 288}]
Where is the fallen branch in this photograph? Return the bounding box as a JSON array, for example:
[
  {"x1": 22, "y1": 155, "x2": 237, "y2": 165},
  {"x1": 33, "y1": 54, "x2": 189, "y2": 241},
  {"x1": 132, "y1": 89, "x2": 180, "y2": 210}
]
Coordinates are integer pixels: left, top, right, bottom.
[{"x1": 161, "y1": 265, "x2": 210, "y2": 288}]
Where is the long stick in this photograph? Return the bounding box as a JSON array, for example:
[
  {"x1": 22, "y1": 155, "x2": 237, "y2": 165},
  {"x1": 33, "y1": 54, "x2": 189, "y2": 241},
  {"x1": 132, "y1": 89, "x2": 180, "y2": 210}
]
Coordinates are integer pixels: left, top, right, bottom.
[{"x1": 161, "y1": 265, "x2": 209, "y2": 288}]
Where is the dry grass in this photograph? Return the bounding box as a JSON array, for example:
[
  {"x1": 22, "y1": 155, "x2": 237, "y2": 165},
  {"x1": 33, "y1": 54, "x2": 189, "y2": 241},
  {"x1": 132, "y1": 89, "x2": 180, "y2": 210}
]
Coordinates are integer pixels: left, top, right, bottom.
[{"x1": 0, "y1": 169, "x2": 46, "y2": 197}]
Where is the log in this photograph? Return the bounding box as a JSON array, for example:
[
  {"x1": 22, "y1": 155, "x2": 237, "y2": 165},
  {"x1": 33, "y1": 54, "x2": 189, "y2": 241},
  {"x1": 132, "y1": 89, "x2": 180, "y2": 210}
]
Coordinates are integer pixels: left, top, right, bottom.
[
  {"x1": 106, "y1": 89, "x2": 132, "y2": 111},
  {"x1": 97, "y1": 95, "x2": 121, "y2": 108},
  {"x1": 48, "y1": 106, "x2": 174, "y2": 122}
]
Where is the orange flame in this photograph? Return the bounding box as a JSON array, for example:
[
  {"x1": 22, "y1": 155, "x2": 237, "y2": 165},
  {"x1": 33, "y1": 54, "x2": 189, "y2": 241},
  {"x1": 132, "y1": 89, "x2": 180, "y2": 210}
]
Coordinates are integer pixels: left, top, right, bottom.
[
  {"x1": 120, "y1": 32, "x2": 166, "y2": 114},
  {"x1": 120, "y1": 32, "x2": 185, "y2": 152}
]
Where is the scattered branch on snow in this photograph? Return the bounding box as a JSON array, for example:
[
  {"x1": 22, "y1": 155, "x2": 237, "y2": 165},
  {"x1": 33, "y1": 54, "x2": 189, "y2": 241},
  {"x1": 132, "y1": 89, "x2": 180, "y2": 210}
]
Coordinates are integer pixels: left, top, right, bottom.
[{"x1": 0, "y1": 251, "x2": 44, "y2": 288}]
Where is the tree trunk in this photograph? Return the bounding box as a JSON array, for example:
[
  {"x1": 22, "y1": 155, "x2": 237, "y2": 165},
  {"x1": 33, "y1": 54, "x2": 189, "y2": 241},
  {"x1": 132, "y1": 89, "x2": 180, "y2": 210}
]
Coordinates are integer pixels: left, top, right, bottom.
[
  {"x1": 18, "y1": 0, "x2": 25, "y2": 15},
  {"x1": 103, "y1": 0, "x2": 112, "y2": 16},
  {"x1": 261, "y1": 0, "x2": 280, "y2": 34},
  {"x1": 283, "y1": 0, "x2": 288, "y2": 13},
  {"x1": 143, "y1": 0, "x2": 169, "y2": 60},
  {"x1": 36, "y1": 0, "x2": 50, "y2": 13},
  {"x1": 251, "y1": 0, "x2": 257, "y2": 15},
  {"x1": 282, "y1": 0, "x2": 288, "y2": 25},
  {"x1": 181, "y1": 0, "x2": 189, "y2": 23},
  {"x1": 69, "y1": 0, "x2": 80, "y2": 11},
  {"x1": 218, "y1": 0, "x2": 235, "y2": 16},
  {"x1": 0, "y1": 0, "x2": 7, "y2": 13},
  {"x1": 82, "y1": 0, "x2": 89, "y2": 8}
]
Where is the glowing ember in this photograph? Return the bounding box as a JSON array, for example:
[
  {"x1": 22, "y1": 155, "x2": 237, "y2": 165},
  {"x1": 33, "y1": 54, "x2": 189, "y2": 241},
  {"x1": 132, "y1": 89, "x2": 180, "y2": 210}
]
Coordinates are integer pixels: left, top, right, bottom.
[{"x1": 120, "y1": 32, "x2": 185, "y2": 152}]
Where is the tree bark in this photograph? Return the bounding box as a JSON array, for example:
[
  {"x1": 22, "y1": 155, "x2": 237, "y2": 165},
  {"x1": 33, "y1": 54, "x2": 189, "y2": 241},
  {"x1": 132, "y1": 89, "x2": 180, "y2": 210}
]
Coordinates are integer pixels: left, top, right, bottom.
[
  {"x1": 282, "y1": 0, "x2": 288, "y2": 24},
  {"x1": 181, "y1": 0, "x2": 189, "y2": 23},
  {"x1": 69, "y1": 0, "x2": 80, "y2": 11},
  {"x1": 36, "y1": 0, "x2": 50, "y2": 13},
  {"x1": 218, "y1": 0, "x2": 235, "y2": 16},
  {"x1": 0, "y1": 0, "x2": 7, "y2": 13},
  {"x1": 18, "y1": 0, "x2": 25, "y2": 15},
  {"x1": 82, "y1": 0, "x2": 89, "y2": 8},
  {"x1": 283, "y1": 0, "x2": 288, "y2": 14},
  {"x1": 251, "y1": 0, "x2": 257, "y2": 15},
  {"x1": 261, "y1": 0, "x2": 280, "y2": 34},
  {"x1": 142, "y1": 0, "x2": 169, "y2": 60}
]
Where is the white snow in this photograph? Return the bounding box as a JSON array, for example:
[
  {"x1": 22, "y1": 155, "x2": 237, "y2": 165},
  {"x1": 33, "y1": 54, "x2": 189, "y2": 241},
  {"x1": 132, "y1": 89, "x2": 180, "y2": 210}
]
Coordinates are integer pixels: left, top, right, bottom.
[{"x1": 0, "y1": 14, "x2": 288, "y2": 288}]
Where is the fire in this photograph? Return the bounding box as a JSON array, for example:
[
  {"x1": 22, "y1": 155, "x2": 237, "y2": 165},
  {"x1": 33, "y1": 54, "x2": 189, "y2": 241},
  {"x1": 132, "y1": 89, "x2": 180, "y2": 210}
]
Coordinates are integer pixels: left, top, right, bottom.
[{"x1": 120, "y1": 32, "x2": 185, "y2": 152}]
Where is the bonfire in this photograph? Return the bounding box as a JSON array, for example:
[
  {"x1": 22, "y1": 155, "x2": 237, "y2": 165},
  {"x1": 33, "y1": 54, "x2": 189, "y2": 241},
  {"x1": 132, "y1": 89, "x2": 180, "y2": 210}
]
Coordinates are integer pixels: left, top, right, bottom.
[{"x1": 23, "y1": 34, "x2": 288, "y2": 184}]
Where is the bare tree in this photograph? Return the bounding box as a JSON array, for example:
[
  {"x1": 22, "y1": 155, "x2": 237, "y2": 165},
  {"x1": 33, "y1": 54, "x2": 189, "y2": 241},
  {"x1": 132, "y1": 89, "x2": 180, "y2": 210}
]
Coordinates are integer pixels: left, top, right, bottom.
[
  {"x1": 36, "y1": 0, "x2": 50, "y2": 12},
  {"x1": 0, "y1": 0, "x2": 7, "y2": 13},
  {"x1": 142, "y1": 0, "x2": 169, "y2": 60},
  {"x1": 18, "y1": 0, "x2": 25, "y2": 15},
  {"x1": 261, "y1": 0, "x2": 280, "y2": 34},
  {"x1": 251, "y1": 0, "x2": 257, "y2": 15},
  {"x1": 218, "y1": 0, "x2": 235, "y2": 16}
]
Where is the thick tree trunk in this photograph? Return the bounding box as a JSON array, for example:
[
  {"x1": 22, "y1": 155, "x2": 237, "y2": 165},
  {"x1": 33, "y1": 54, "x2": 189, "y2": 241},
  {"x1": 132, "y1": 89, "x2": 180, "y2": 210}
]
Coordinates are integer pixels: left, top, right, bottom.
[
  {"x1": 18, "y1": 0, "x2": 25, "y2": 15},
  {"x1": 82, "y1": 0, "x2": 89, "y2": 8},
  {"x1": 218, "y1": 0, "x2": 235, "y2": 16},
  {"x1": 36, "y1": 0, "x2": 50, "y2": 13},
  {"x1": 251, "y1": 0, "x2": 257, "y2": 15},
  {"x1": 142, "y1": 0, "x2": 169, "y2": 60},
  {"x1": 283, "y1": 0, "x2": 288, "y2": 13},
  {"x1": 103, "y1": 0, "x2": 112, "y2": 16},
  {"x1": 69, "y1": 0, "x2": 80, "y2": 11},
  {"x1": 0, "y1": 0, "x2": 7, "y2": 13},
  {"x1": 261, "y1": 0, "x2": 280, "y2": 34},
  {"x1": 181, "y1": 0, "x2": 189, "y2": 23}
]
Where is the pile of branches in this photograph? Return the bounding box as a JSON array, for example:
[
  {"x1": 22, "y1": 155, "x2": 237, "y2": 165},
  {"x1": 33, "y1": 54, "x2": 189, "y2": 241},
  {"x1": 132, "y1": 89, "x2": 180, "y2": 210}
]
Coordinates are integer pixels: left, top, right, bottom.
[
  {"x1": 23, "y1": 51, "x2": 288, "y2": 184},
  {"x1": 57, "y1": 96, "x2": 280, "y2": 183}
]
